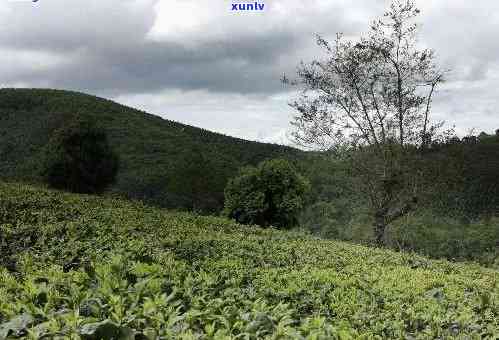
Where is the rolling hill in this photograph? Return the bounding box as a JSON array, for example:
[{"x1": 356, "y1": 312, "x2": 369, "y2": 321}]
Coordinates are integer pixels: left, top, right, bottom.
[
  {"x1": 0, "y1": 182, "x2": 497, "y2": 338},
  {"x1": 0, "y1": 88, "x2": 302, "y2": 212}
]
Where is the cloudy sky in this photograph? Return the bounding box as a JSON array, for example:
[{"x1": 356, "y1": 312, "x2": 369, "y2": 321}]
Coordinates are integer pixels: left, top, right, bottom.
[{"x1": 1, "y1": 0, "x2": 498, "y2": 144}]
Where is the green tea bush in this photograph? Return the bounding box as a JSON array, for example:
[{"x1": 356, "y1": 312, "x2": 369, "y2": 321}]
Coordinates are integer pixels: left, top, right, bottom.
[
  {"x1": 0, "y1": 182, "x2": 498, "y2": 339},
  {"x1": 224, "y1": 159, "x2": 309, "y2": 229},
  {"x1": 42, "y1": 118, "x2": 119, "y2": 194}
]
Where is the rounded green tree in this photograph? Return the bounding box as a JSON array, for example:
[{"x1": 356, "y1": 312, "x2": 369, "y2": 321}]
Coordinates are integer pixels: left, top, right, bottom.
[
  {"x1": 42, "y1": 118, "x2": 119, "y2": 194},
  {"x1": 223, "y1": 159, "x2": 309, "y2": 228}
]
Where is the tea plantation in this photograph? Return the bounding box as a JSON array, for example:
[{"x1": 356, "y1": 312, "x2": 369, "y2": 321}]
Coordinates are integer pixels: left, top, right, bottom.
[{"x1": 0, "y1": 182, "x2": 497, "y2": 339}]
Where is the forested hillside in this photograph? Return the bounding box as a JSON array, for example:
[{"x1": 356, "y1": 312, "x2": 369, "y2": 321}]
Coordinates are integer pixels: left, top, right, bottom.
[
  {"x1": 426, "y1": 133, "x2": 499, "y2": 217},
  {"x1": 0, "y1": 88, "x2": 301, "y2": 211},
  {"x1": 296, "y1": 136, "x2": 499, "y2": 266}
]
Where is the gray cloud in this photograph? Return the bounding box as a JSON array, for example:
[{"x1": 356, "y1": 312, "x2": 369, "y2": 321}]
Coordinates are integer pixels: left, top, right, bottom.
[{"x1": 1, "y1": 0, "x2": 498, "y2": 142}]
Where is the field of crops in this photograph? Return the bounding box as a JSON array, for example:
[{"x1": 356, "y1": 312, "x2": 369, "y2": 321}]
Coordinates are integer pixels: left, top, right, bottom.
[{"x1": 0, "y1": 182, "x2": 498, "y2": 339}]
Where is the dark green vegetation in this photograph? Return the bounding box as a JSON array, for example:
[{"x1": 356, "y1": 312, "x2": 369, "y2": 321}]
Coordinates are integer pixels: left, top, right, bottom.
[
  {"x1": 223, "y1": 159, "x2": 309, "y2": 229},
  {"x1": 423, "y1": 133, "x2": 499, "y2": 218},
  {"x1": 42, "y1": 118, "x2": 119, "y2": 194},
  {"x1": 0, "y1": 88, "x2": 300, "y2": 212},
  {"x1": 298, "y1": 140, "x2": 499, "y2": 268},
  {"x1": 0, "y1": 88, "x2": 497, "y2": 265},
  {"x1": 0, "y1": 183, "x2": 498, "y2": 338}
]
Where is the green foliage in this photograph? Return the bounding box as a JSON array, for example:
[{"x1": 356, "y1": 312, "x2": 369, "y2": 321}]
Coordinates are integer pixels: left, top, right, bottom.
[
  {"x1": 300, "y1": 204, "x2": 499, "y2": 267},
  {"x1": 296, "y1": 139, "x2": 499, "y2": 263},
  {"x1": 421, "y1": 133, "x2": 499, "y2": 218},
  {"x1": 0, "y1": 183, "x2": 498, "y2": 338},
  {"x1": 296, "y1": 153, "x2": 363, "y2": 237},
  {"x1": 42, "y1": 117, "x2": 119, "y2": 194},
  {"x1": 0, "y1": 88, "x2": 301, "y2": 212},
  {"x1": 387, "y1": 213, "x2": 499, "y2": 267},
  {"x1": 224, "y1": 159, "x2": 309, "y2": 229}
]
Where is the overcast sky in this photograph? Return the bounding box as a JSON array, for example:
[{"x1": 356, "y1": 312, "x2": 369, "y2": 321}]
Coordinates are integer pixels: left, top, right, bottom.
[{"x1": 1, "y1": 0, "x2": 498, "y2": 144}]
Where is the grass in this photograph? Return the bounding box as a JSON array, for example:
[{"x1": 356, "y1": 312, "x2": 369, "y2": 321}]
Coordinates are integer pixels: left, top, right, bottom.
[{"x1": 0, "y1": 182, "x2": 498, "y2": 339}]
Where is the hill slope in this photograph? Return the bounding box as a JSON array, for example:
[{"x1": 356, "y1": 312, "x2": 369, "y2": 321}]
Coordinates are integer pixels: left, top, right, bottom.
[
  {"x1": 0, "y1": 88, "x2": 301, "y2": 211},
  {"x1": 0, "y1": 183, "x2": 497, "y2": 338}
]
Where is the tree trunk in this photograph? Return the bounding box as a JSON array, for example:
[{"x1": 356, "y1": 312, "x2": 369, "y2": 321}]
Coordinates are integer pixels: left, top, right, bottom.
[{"x1": 374, "y1": 211, "x2": 387, "y2": 245}]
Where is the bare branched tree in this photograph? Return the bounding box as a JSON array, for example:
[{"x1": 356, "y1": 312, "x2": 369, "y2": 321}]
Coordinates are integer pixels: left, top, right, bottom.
[{"x1": 285, "y1": 0, "x2": 449, "y2": 244}]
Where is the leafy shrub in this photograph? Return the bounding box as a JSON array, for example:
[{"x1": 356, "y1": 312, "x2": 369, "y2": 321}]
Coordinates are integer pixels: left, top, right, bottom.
[
  {"x1": 0, "y1": 182, "x2": 498, "y2": 339},
  {"x1": 42, "y1": 117, "x2": 119, "y2": 194},
  {"x1": 224, "y1": 159, "x2": 309, "y2": 229}
]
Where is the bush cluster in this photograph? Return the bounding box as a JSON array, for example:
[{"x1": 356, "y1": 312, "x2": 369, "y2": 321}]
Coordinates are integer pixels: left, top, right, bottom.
[
  {"x1": 223, "y1": 159, "x2": 309, "y2": 229},
  {"x1": 42, "y1": 118, "x2": 119, "y2": 194},
  {"x1": 0, "y1": 183, "x2": 497, "y2": 339}
]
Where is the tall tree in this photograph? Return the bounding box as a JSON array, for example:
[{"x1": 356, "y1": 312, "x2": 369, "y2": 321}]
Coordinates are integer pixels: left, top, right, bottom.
[{"x1": 285, "y1": 0, "x2": 448, "y2": 244}]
